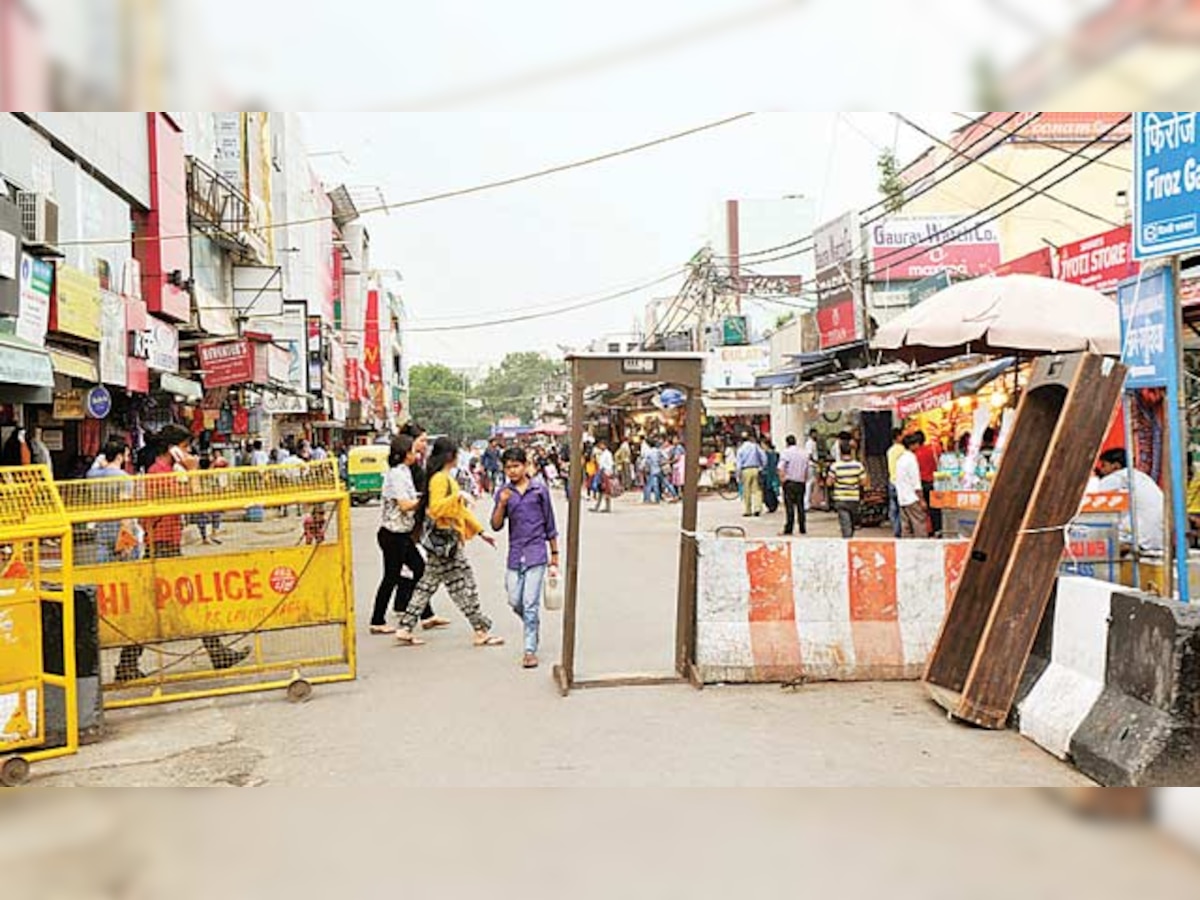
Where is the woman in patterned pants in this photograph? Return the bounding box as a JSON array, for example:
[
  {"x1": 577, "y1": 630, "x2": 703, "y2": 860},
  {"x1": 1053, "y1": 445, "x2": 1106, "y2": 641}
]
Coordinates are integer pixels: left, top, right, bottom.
[{"x1": 395, "y1": 437, "x2": 505, "y2": 648}]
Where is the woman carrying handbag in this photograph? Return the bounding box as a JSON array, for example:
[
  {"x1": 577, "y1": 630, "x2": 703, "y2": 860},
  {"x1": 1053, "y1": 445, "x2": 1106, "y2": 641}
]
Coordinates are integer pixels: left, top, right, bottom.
[{"x1": 394, "y1": 437, "x2": 505, "y2": 649}]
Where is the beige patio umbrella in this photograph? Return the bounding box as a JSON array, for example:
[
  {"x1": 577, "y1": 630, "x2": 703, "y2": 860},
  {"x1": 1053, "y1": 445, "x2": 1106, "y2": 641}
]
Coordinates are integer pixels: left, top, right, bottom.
[{"x1": 872, "y1": 274, "x2": 1121, "y2": 364}]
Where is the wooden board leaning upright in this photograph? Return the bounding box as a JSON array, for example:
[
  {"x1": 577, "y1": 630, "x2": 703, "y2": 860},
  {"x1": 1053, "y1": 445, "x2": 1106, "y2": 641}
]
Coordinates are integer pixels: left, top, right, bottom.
[{"x1": 924, "y1": 352, "x2": 1127, "y2": 729}]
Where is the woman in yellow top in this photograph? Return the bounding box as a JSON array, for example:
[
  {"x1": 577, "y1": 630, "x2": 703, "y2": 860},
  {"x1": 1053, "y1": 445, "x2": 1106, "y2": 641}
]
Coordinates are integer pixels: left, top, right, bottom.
[{"x1": 395, "y1": 437, "x2": 505, "y2": 648}]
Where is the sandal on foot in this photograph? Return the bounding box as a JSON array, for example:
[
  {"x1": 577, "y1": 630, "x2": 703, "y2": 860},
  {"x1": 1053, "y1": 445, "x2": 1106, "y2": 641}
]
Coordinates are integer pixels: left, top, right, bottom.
[
  {"x1": 369, "y1": 625, "x2": 397, "y2": 635},
  {"x1": 394, "y1": 631, "x2": 426, "y2": 646},
  {"x1": 522, "y1": 653, "x2": 539, "y2": 669},
  {"x1": 473, "y1": 632, "x2": 505, "y2": 647},
  {"x1": 421, "y1": 617, "x2": 452, "y2": 631}
]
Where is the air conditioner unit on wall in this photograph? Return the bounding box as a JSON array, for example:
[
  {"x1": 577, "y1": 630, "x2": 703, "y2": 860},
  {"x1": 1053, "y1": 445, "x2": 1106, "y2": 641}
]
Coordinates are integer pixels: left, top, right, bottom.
[{"x1": 17, "y1": 192, "x2": 60, "y2": 247}]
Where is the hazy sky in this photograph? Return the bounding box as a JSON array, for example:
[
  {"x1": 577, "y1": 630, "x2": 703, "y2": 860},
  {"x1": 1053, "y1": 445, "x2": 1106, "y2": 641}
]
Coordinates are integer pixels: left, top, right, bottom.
[
  {"x1": 194, "y1": 0, "x2": 1105, "y2": 365},
  {"x1": 301, "y1": 112, "x2": 951, "y2": 365}
]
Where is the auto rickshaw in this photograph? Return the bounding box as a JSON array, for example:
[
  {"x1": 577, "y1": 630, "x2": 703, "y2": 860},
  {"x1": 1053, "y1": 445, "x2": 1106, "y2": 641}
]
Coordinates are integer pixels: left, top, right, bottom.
[{"x1": 347, "y1": 444, "x2": 388, "y2": 505}]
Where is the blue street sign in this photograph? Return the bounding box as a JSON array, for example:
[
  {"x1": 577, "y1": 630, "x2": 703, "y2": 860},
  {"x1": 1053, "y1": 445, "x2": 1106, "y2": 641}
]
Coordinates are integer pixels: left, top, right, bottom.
[
  {"x1": 1118, "y1": 267, "x2": 1175, "y2": 389},
  {"x1": 1134, "y1": 112, "x2": 1200, "y2": 260},
  {"x1": 1118, "y1": 268, "x2": 1190, "y2": 603}
]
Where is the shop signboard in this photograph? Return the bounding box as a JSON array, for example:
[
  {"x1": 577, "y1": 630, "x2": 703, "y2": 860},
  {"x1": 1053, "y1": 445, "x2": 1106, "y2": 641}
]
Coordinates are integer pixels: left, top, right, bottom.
[
  {"x1": 307, "y1": 316, "x2": 323, "y2": 395},
  {"x1": 197, "y1": 339, "x2": 255, "y2": 388},
  {"x1": 994, "y1": 246, "x2": 1057, "y2": 279},
  {"x1": 245, "y1": 302, "x2": 308, "y2": 395},
  {"x1": 99, "y1": 291, "x2": 128, "y2": 388},
  {"x1": 814, "y1": 211, "x2": 863, "y2": 351},
  {"x1": 703, "y1": 344, "x2": 771, "y2": 391},
  {"x1": 1057, "y1": 225, "x2": 1137, "y2": 294},
  {"x1": 1134, "y1": 112, "x2": 1200, "y2": 259},
  {"x1": 53, "y1": 265, "x2": 102, "y2": 341},
  {"x1": 53, "y1": 389, "x2": 85, "y2": 420},
  {"x1": 262, "y1": 392, "x2": 308, "y2": 416},
  {"x1": 86, "y1": 385, "x2": 113, "y2": 420},
  {"x1": 896, "y1": 383, "x2": 954, "y2": 419},
  {"x1": 722, "y1": 315, "x2": 749, "y2": 347},
  {"x1": 146, "y1": 317, "x2": 179, "y2": 373},
  {"x1": 907, "y1": 271, "x2": 951, "y2": 306},
  {"x1": 15, "y1": 254, "x2": 52, "y2": 346},
  {"x1": 869, "y1": 215, "x2": 1002, "y2": 282},
  {"x1": 815, "y1": 259, "x2": 862, "y2": 350}
]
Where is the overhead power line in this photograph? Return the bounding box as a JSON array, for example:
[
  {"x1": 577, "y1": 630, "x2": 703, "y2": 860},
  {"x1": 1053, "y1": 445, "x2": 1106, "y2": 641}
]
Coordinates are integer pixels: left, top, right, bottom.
[
  {"x1": 59, "y1": 112, "x2": 759, "y2": 248},
  {"x1": 711, "y1": 111, "x2": 1030, "y2": 264},
  {"x1": 890, "y1": 112, "x2": 1126, "y2": 228},
  {"x1": 403, "y1": 267, "x2": 686, "y2": 333},
  {"x1": 949, "y1": 112, "x2": 1132, "y2": 173},
  {"x1": 737, "y1": 115, "x2": 1131, "y2": 271}
]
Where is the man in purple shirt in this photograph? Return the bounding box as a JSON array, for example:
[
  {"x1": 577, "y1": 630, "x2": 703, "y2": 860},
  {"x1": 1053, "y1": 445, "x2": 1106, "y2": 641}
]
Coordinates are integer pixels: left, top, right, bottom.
[
  {"x1": 778, "y1": 434, "x2": 810, "y2": 537},
  {"x1": 491, "y1": 446, "x2": 560, "y2": 669}
]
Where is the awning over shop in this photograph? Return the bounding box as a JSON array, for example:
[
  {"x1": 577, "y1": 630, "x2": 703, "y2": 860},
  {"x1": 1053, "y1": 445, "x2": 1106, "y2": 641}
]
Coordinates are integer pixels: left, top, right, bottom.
[
  {"x1": 159, "y1": 373, "x2": 203, "y2": 402},
  {"x1": 704, "y1": 391, "x2": 771, "y2": 417},
  {"x1": 818, "y1": 357, "x2": 1016, "y2": 417},
  {"x1": 820, "y1": 381, "x2": 915, "y2": 415},
  {"x1": 895, "y1": 357, "x2": 1015, "y2": 418},
  {"x1": 0, "y1": 334, "x2": 54, "y2": 403},
  {"x1": 49, "y1": 347, "x2": 99, "y2": 382}
]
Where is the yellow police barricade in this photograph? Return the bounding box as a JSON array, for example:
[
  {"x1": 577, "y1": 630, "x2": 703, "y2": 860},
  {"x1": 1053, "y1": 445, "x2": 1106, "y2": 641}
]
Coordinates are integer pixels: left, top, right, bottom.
[
  {"x1": 57, "y1": 459, "x2": 356, "y2": 709},
  {"x1": 0, "y1": 466, "x2": 78, "y2": 786}
]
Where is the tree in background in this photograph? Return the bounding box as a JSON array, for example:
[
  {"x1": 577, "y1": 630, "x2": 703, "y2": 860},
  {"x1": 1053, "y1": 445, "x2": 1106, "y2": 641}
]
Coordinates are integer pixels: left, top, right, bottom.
[
  {"x1": 408, "y1": 363, "x2": 487, "y2": 443},
  {"x1": 876, "y1": 148, "x2": 906, "y2": 214},
  {"x1": 408, "y1": 352, "x2": 566, "y2": 443},
  {"x1": 474, "y1": 352, "x2": 566, "y2": 427}
]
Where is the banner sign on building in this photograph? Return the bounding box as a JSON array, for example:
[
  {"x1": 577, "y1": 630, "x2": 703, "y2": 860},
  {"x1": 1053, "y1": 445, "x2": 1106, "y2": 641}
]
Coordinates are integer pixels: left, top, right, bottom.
[
  {"x1": 146, "y1": 317, "x2": 179, "y2": 373},
  {"x1": 814, "y1": 212, "x2": 863, "y2": 351},
  {"x1": 15, "y1": 254, "x2": 52, "y2": 346},
  {"x1": 869, "y1": 215, "x2": 1002, "y2": 282},
  {"x1": 53, "y1": 265, "x2": 102, "y2": 341},
  {"x1": 99, "y1": 291, "x2": 128, "y2": 388},
  {"x1": 994, "y1": 246, "x2": 1057, "y2": 279},
  {"x1": 907, "y1": 270, "x2": 951, "y2": 306},
  {"x1": 364, "y1": 288, "x2": 385, "y2": 417},
  {"x1": 1134, "y1": 112, "x2": 1200, "y2": 259},
  {"x1": 197, "y1": 339, "x2": 255, "y2": 388},
  {"x1": 1057, "y1": 225, "x2": 1137, "y2": 294}
]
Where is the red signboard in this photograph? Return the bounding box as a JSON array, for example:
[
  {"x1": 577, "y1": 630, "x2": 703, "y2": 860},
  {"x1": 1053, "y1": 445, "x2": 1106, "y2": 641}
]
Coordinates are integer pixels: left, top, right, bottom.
[
  {"x1": 363, "y1": 289, "x2": 382, "y2": 381},
  {"x1": 1056, "y1": 225, "x2": 1137, "y2": 295},
  {"x1": 817, "y1": 299, "x2": 858, "y2": 351},
  {"x1": 993, "y1": 246, "x2": 1056, "y2": 278},
  {"x1": 897, "y1": 383, "x2": 954, "y2": 419},
  {"x1": 869, "y1": 216, "x2": 1002, "y2": 282},
  {"x1": 197, "y1": 339, "x2": 254, "y2": 388},
  {"x1": 135, "y1": 113, "x2": 190, "y2": 322}
]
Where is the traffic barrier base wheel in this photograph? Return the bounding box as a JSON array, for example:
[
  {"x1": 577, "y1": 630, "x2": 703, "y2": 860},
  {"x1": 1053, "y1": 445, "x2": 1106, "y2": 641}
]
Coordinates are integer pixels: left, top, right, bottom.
[
  {"x1": 286, "y1": 679, "x2": 313, "y2": 703},
  {"x1": 1, "y1": 756, "x2": 31, "y2": 787}
]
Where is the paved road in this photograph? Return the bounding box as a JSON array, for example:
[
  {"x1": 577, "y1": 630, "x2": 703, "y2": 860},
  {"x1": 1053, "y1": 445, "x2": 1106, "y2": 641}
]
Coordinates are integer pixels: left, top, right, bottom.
[{"x1": 39, "y1": 491, "x2": 1090, "y2": 787}]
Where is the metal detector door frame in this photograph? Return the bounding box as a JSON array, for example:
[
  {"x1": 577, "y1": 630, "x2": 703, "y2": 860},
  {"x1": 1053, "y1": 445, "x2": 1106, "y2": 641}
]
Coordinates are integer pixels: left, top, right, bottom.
[{"x1": 554, "y1": 353, "x2": 705, "y2": 696}]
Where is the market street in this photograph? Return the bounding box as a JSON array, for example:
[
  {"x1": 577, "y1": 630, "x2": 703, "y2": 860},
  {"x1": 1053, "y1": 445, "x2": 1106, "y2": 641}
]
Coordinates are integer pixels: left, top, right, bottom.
[{"x1": 35, "y1": 494, "x2": 1087, "y2": 787}]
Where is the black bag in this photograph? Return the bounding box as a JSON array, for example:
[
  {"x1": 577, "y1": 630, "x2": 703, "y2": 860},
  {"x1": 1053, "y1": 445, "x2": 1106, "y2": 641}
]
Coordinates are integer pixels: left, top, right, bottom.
[{"x1": 419, "y1": 516, "x2": 459, "y2": 559}]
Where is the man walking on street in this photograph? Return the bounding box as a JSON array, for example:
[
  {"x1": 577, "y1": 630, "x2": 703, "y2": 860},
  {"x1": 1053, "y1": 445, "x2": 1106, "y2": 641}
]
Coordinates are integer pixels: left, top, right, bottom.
[
  {"x1": 914, "y1": 431, "x2": 941, "y2": 537},
  {"x1": 615, "y1": 439, "x2": 633, "y2": 492},
  {"x1": 492, "y1": 447, "x2": 559, "y2": 669},
  {"x1": 804, "y1": 429, "x2": 820, "y2": 511},
  {"x1": 778, "y1": 435, "x2": 809, "y2": 536},
  {"x1": 736, "y1": 431, "x2": 765, "y2": 517},
  {"x1": 828, "y1": 435, "x2": 868, "y2": 539},
  {"x1": 591, "y1": 439, "x2": 615, "y2": 513},
  {"x1": 896, "y1": 434, "x2": 928, "y2": 539},
  {"x1": 886, "y1": 428, "x2": 905, "y2": 539}
]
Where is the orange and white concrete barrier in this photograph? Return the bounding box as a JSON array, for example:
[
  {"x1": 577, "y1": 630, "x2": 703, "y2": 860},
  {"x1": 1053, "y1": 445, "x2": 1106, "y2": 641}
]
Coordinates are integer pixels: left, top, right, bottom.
[{"x1": 695, "y1": 536, "x2": 969, "y2": 684}]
